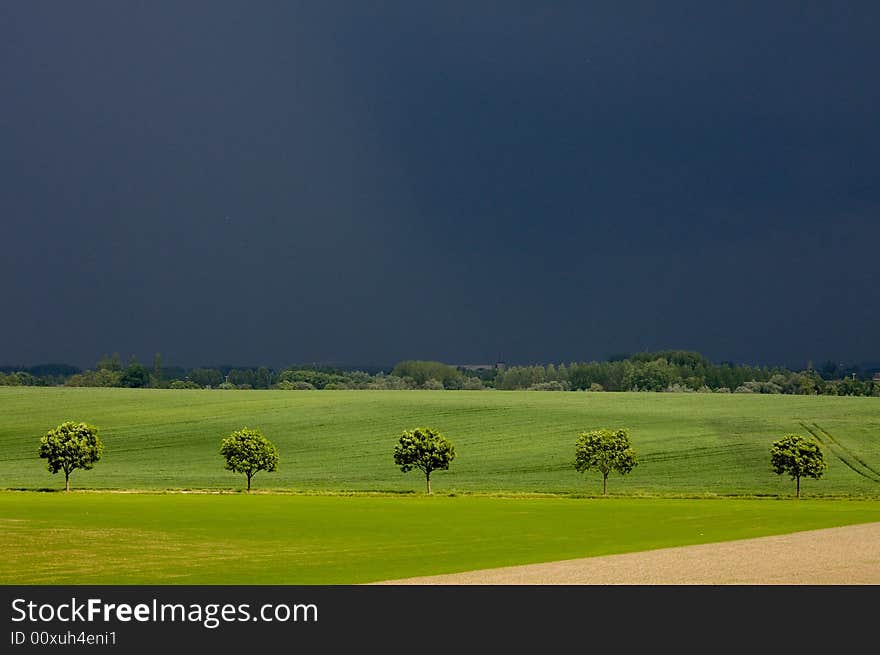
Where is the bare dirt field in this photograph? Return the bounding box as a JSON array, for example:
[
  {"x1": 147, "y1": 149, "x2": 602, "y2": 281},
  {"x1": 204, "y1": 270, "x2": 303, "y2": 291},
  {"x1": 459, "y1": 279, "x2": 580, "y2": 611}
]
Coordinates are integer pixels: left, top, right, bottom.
[{"x1": 375, "y1": 522, "x2": 880, "y2": 585}]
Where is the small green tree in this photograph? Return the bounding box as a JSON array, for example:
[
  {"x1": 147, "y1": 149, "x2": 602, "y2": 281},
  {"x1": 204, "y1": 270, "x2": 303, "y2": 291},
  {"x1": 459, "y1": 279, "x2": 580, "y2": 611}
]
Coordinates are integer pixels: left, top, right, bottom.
[
  {"x1": 574, "y1": 428, "x2": 638, "y2": 495},
  {"x1": 220, "y1": 427, "x2": 279, "y2": 491},
  {"x1": 120, "y1": 362, "x2": 150, "y2": 388},
  {"x1": 770, "y1": 433, "x2": 826, "y2": 498},
  {"x1": 96, "y1": 353, "x2": 122, "y2": 372},
  {"x1": 393, "y1": 427, "x2": 456, "y2": 494},
  {"x1": 152, "y1": 352, "x2": 163, "y2": 388},
  {"x1": 38, "y1": 421, "x2": 104, "y2": 491}
]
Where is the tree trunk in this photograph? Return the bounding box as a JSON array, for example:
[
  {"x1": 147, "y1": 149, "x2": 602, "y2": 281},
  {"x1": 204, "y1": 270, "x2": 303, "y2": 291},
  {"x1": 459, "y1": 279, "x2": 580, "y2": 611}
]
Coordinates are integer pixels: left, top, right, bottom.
[
  {"x1": 602, "y1": 472, "x2": 608, "y2": 496},
  {"x1": 65, "y1": 471, "x2": 70, "y2": 493},
  {"x1": 247, "y1": 473, "x2": 252, "y2": 492},
  {"x1": 796, "y1": 476, "x2": 800, "y2": 498},
  {"x1": 426, "y1": 473, "x2": 432, "y2": 495}
]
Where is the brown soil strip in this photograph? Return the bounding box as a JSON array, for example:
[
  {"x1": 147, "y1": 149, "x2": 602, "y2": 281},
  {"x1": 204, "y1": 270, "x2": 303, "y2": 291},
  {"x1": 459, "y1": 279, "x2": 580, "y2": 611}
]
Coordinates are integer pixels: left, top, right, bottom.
[{"x1": 373, "y1": 522, "x2": 880, "y2": 585}]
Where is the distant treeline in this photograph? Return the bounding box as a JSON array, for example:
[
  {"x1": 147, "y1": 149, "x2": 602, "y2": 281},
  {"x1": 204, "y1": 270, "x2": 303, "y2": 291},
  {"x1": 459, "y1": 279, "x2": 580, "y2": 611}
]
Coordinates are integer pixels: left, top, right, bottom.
[{"x1": 1, "y1": 351, "x2": 879, "y2": 396}]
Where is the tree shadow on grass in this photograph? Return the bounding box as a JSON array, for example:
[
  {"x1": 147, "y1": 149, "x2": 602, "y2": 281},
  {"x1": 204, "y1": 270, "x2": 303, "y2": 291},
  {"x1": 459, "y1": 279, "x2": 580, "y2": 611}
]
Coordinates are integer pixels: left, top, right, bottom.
[{"x1": 6, "y1": 487, "x2": 59, "y2": 492}]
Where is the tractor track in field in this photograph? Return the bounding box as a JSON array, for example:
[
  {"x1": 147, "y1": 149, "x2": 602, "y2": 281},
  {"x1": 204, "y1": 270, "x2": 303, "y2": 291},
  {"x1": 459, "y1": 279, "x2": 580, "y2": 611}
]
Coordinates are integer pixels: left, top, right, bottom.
[{"x1": 799, "y1": 422, "x2": 880, "y2": 484}]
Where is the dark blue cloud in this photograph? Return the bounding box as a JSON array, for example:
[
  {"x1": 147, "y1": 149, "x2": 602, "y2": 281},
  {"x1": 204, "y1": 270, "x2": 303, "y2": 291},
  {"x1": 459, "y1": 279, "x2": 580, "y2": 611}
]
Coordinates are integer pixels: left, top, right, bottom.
[{"x1": 1, "y1": 2, "x2": 877, "y2": 368}]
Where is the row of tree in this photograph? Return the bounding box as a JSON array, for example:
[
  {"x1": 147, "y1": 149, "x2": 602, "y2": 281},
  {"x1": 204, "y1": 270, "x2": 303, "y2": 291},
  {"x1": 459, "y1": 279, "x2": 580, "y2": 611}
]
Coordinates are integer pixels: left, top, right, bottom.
[
  {"x1": 493, "y1": 353, "x2": 879, "y2": 395},
  {"x1": 5, "y1": 351, "x2": 879, "y2": 396},
  {"x1": 38, "y1": 422, "x2": 825, "y2": 498}
]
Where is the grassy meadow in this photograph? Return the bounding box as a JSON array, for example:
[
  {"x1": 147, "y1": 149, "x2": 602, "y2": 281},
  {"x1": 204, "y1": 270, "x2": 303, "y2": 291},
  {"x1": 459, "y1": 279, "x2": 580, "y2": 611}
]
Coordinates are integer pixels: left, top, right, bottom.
[
  {"x1": 2, "y1": 493, "x2": 879, "y2": 584},
  {"x1": 0, "y1": 387, "x2": 878, "y2": 495},
  {"x1": 2, "y1": 387, "x2": 878, "y2": 583}
]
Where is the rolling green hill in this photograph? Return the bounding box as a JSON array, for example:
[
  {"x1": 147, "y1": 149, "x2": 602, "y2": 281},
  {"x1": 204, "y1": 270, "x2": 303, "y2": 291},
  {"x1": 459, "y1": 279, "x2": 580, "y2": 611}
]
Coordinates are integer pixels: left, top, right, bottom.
[{"x1": 1, "y1": 388, "x2": 878, "y2": 496}]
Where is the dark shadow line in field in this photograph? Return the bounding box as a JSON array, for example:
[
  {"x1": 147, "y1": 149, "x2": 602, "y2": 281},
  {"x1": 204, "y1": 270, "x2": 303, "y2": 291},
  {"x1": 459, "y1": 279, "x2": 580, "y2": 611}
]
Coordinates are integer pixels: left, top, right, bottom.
[
  {"x1": 810, "y1": 423, "x2": 880, "y2": 482},
  {"x1": 5, "y1": 488, "x2": 57, "y2": 492},
  {"x1": 640, "y1": 444, "x2": 752, "y2": 464},
  {"x1": 105, "y1": 443, "x2": 194, "y2": 454},
  {"x1": 800, "y1": 422, "x2": 880, "y2": 484},
  {"x1": 813, "y1": 423, "x2": 880, "y2": 479}
]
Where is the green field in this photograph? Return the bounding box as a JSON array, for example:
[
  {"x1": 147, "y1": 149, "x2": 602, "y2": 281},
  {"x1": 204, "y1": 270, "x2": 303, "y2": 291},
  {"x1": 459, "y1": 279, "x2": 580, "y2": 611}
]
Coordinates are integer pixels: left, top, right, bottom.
[
  {"x1": 2, "y1": 388, "x2": 878, "y2": 584},
  {"x1": 2, "y1": 493, "x2": 879, "y2": 584},
  {"x1": 1, "y1": 388, "x2": 878, "y2": 495}
]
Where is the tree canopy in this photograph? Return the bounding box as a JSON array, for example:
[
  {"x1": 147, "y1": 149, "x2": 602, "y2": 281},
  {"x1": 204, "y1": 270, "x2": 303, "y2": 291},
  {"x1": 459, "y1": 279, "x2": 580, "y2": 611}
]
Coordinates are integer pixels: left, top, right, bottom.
[
  {"x1": 391, "y1": 361, "x2": 463, "y2": 388},
  {"x1": 392, "y1": 427, "x2": 456, "y2": 494},
  {"x1": 574, "y1": 428, "x2": 638, "y2": 495},
  {"x1": 37, "y1": 421, "x2": 104, "y2": 491},
  {"x1": 770, "y1": 434, "x2": 826, "y2": 497},
  {"x1": 219, "y1": 427, "x2": 279, "y2": 491},
  {"x1": 120, "y1": 362, "x2": 150, "y2": 388}
]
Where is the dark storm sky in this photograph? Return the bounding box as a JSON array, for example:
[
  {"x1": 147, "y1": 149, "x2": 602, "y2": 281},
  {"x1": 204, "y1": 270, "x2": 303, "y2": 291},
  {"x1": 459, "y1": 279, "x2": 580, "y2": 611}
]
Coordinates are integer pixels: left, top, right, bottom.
[{"x1": 2, "y1": 2, "x2": 878, "y2": 369}]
